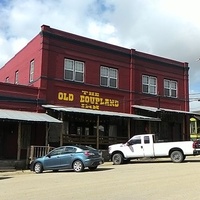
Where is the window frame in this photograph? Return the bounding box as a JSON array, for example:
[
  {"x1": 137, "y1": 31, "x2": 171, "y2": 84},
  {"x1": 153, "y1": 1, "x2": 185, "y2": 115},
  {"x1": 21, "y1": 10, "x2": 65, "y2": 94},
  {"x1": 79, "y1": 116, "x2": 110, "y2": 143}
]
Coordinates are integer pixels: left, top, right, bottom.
[
  {"x1": 164, "y1": 79, "x2": 178, "y2": 98},
  {"x1": 142, "y1": 75, "x2": 157, "y2": 95},
  {"x1": 100, "y1": 66, "x2": 118, "y2": 88},
  {"x1": 15, "y1": 70, "x2": 19, "y2": 84},
  {"x1": 30, "y1": 60, "x2": 34, "y2": 83},
  {"x1": 64, "y1": 59, "x2": 84, "y2": 83}
]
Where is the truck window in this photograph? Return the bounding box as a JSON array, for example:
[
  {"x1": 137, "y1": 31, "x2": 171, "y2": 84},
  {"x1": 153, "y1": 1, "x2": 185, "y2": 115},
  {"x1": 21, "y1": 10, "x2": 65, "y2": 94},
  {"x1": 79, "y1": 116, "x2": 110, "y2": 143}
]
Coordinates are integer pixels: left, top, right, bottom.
[
  {"x1": 132, "y1": 139, "x2": 141, "y2": 144},
  {"x1": 144, "y1": 136, "x2": 150, "y2": 144}
]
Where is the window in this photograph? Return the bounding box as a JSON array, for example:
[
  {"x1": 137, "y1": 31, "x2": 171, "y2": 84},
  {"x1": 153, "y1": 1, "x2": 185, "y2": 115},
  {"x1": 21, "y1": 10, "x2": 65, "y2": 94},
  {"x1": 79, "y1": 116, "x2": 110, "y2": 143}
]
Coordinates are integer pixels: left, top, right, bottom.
[
  {"x1": 144, "y1": 136, "x2": 150, "y2": 144},
  {"x1": 100, "y1": 66, "x2": 118, "y2": 88},
  {"x1": 5, "y1": 77, "x2": 9, "y2": 83},
  {"x1": 64, "y1": 59, "x2": 84, "y2": 82},
  {"x1": 30, "y1": 60, "x2": 34, "y2": 82},
  {"x1": 164, "y1": 79, "x2": 177, "y2": 98},
  {"x1": 142, "y1": 75, "x2": 157, "y2": 95},
  {"x1": 15, "y1": 70, "x2": 19, "y2": 84},
  {"x1": 128, "y1": 136, "x2": 141, "y2": 145},
  {"x1": 49, "y1": 147, "x2": 64, "y2": 156}
]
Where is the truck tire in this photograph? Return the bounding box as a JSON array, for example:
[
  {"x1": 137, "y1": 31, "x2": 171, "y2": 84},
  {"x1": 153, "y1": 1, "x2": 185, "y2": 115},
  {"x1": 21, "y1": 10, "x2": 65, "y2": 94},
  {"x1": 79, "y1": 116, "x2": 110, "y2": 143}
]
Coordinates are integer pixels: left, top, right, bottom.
[
  {"x1": 112, "y1": 153, "x2": 123, "y2": 165},
  {"x1": 170, "y1": 150, "x2": 184, "y2": 163}
]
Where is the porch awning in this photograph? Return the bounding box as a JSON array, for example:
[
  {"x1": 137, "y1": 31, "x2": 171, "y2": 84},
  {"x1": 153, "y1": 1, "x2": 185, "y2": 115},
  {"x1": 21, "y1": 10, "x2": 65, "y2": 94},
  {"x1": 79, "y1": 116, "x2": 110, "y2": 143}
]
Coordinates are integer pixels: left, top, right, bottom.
[
  {"x1": 42, "y1": 105, "x2": 160, "y2": 121},
  {"x1": 132, "y1": 105, "x2": 195, "y2": 115},
  {"x1": 0, "y1": 109, "x2": 62, "y2": 123}
]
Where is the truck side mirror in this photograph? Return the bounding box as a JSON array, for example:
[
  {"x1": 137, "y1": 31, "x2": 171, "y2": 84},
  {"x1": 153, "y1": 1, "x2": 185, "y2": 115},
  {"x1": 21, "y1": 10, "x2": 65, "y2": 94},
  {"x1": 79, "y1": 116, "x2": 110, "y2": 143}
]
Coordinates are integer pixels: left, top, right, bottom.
[{"x1": 127, "y1": 140, "x2": 134, "y2": 145}]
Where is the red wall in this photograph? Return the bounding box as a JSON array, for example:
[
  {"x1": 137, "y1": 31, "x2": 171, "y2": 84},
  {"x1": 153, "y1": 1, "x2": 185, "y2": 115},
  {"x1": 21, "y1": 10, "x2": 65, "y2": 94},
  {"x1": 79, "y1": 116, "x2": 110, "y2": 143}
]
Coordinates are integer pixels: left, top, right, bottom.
[
  {"x1": 0, "y1": 34, "x2": 43, "y2": 87},
  {"x1": 40, "y1": 25, "x2": 131, "y2": 113},
  {"x1": 133, "y1": 51, "x2": 189, "y2": 111},
  {"x1": 0, "y1": 25, "x2": 190, "y2": 114}
]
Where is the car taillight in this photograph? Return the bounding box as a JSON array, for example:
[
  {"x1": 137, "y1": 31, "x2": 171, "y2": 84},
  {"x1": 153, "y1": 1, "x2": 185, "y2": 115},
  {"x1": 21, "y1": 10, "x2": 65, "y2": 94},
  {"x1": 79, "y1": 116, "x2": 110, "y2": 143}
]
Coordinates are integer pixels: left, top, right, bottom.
[{"x1": 84, "y1": 151, "x2": 95, "y2": 156}]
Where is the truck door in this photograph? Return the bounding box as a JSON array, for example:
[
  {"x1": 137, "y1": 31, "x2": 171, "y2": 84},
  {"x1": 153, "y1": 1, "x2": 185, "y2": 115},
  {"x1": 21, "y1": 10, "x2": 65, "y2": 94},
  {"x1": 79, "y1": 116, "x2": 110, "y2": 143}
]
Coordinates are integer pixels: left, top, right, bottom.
[
  {"x1": 142, "y1": 135, "x2": 154, "y2": 157},
  {"x1": 126, "y1": 136, "x2": 144, "y2": 158}
]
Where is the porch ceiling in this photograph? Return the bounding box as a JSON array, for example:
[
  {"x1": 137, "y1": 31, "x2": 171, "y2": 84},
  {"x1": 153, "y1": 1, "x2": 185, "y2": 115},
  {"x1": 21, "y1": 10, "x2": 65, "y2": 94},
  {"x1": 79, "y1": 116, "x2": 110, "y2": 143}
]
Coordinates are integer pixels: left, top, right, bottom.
[
  {"x1": 0, "y1": 109, "x2": 61, "y2": 123},
  {"x1": 42, "y1": 105, "x2": 161, "y2": 121}
]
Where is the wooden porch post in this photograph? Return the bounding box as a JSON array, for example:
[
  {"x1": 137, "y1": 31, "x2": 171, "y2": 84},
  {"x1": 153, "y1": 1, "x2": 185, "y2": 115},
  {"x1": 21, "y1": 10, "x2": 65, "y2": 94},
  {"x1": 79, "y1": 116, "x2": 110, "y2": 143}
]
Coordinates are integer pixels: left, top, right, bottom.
[
  {"x1": 96, "y1": 115, "x2": 100, "y2": 149},
  {"x1": 17, "y1": 122, "x2": 21, "y2": 161},
  {"x1": 45, "y1": 123, "x2": 49, "y2": 146},
  {"x1": 128, "y1": 118, "x2": 131, "y2": 139},
  {"x1": 60, "y1": 112, "x2": 64, "y2": 146},
  {"x1": 148, "y1": 121, "x2": 152, "y2": 134}
]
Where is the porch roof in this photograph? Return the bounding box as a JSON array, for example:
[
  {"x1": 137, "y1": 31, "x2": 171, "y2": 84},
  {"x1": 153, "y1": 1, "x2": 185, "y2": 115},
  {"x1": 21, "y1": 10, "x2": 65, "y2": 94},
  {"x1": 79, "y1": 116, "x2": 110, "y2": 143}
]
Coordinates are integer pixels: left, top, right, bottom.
[
  {"x1": 42, "y1": 105, "x2": 161, "y2": 121},
  {"x1": 0, "y1": 109, "x2": 62, "y2": 123},
  {"x1": 132, "y1": 105, "x2": 195, "y2": 115}
]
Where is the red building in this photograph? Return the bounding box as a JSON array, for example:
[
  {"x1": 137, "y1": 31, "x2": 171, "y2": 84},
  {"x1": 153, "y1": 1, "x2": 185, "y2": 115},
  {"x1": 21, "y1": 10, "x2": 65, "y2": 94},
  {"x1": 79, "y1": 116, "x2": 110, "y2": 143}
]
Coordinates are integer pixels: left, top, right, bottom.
[{"x1": 0, "y1": 25, "x2": 195, "y2": 165}]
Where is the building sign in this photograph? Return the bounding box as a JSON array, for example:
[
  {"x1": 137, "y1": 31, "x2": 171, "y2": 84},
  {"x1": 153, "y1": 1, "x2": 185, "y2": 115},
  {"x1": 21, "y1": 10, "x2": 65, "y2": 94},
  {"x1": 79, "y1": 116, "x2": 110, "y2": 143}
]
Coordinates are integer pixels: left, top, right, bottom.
[{"x1": 58, "y1": 90, "x2": 119, "y2": 110}]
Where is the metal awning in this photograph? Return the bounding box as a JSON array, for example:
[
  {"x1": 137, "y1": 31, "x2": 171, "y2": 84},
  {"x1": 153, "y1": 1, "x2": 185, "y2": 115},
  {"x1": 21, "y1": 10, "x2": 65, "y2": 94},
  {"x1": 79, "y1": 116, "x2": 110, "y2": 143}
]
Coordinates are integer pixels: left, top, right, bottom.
[
  {"x1": 0, "y1": 109, "x2": 61, "y2": 123},
  {"x1": 132, "y1": 105, "x2": 195, "y2": 115},
  {"x1": 42, "y1": 105, "x2": 160, "y2": 121}
]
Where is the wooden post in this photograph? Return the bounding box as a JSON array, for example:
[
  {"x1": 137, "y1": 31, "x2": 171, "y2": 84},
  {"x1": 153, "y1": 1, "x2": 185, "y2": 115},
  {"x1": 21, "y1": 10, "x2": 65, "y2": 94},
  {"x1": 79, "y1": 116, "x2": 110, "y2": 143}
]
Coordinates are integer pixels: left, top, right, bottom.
[
  {"x1": 60, "y1": 112, "x2": 64, "y2": 146},
  {"x1": 96, "y1": 115, "x2": 100, "y2": 149},
  {"x1": 17, "y1": 122, "x2": 21, "y2": 161},
  {"x1": 128, "y1": 118, "x2": 131, "y2": 139},
  {"x1": 45, "y1": 123, "x2": 49, "y2": 146},
  {"x1": 148, "y1": 121, "x2": 151, "y2": 134}
]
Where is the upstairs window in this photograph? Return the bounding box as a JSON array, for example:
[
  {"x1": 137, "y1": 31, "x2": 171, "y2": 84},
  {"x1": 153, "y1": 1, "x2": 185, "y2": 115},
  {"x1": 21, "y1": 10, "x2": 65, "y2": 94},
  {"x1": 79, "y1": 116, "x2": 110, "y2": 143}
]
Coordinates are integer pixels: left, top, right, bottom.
[
  {"x1": 64, "y1": 59, "x2": 84, "y2": 82},
  {"x1": 142, "y1": 75, "x2": 157, "y2": 95},
  {"x1": 5, "y1": 77, "x2": 9, "y2": 83},
  {"x1": 15, "y1": 70, "x2": 19, "y2": 84},
  {"x1": 100, "y1": 66, "x2": 118, "y2": 88},
  {"x1": 30, "y1": 60, "x2": 34, "y2": 82},
  {"x1": 164, "y1": 79, "x2": 177, "y2": 98}
]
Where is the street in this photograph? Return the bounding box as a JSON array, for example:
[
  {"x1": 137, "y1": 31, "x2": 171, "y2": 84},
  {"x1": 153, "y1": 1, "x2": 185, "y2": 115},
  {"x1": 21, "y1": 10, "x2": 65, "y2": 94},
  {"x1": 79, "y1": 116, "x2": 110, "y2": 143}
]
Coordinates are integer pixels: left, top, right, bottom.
[{"x1": 1, "y1": 157, "x2": 200, "y2": 200}]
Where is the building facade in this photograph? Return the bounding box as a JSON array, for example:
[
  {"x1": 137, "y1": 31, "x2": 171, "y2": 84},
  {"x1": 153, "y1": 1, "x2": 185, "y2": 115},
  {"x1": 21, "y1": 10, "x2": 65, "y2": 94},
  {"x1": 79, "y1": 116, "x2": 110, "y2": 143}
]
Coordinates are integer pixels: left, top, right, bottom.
[{"x1": 0, "y1": 25, "x2": 194, "y2": 163}]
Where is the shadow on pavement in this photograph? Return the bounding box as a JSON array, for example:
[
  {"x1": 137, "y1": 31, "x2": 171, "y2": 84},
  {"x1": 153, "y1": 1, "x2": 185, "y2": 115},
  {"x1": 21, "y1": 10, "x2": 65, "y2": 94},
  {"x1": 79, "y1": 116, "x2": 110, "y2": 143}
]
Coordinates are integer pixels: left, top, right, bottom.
[{"x1": 0, "y1": 176, "x2": 13, "y2": 180}]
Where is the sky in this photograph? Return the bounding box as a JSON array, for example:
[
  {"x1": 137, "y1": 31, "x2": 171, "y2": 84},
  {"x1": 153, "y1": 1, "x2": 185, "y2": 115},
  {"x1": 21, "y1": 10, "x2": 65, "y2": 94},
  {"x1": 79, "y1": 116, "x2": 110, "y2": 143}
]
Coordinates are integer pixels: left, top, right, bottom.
[{"x1": 0, "y1": 0, "x2": 200, "y2": 111}]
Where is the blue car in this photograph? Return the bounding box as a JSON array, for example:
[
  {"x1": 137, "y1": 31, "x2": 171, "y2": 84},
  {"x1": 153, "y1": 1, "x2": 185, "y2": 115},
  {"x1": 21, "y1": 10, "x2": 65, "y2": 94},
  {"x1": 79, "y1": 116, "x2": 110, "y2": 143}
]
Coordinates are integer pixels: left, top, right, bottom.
[{"x1": 30, "y1": 145, "x2": 104, "y2": 173}]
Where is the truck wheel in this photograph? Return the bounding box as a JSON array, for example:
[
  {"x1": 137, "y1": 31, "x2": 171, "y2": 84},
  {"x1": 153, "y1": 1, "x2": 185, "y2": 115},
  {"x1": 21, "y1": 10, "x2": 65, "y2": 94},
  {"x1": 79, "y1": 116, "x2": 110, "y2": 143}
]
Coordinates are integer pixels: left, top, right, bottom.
[
  {"x1": 112, "y1": 153, "x2": 123, "y2": 165},
  {"x1": 170, "y1": 151, "x2": 184, "y2": 163}
]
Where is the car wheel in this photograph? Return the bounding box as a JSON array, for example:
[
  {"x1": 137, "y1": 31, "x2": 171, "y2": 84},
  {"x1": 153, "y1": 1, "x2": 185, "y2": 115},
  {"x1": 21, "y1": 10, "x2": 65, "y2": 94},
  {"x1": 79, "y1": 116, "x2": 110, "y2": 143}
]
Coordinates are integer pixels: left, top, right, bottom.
[
  {"x1": 112, "y1": 153, "x2": 123, "y2": 165},
  {"x1": 34, "y1": 162, "x2": 43, "y2": 173},
  {"x1": 170, "y1": 150, "x2": 184, "y2": 163},
  {"x1": 73, "y1": 160, "x2": 84, "y2": 172},
  {"x1": 88, "y1": 166, "x2": 97, "y2": 171}
]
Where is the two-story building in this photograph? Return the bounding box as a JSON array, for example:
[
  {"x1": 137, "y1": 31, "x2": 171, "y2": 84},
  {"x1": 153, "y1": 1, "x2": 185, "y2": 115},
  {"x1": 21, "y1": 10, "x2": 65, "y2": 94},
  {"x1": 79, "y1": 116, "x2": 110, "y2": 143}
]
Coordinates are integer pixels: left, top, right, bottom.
[{"x1": 0, "y1": 25, "x2": 195, "y2": 165}]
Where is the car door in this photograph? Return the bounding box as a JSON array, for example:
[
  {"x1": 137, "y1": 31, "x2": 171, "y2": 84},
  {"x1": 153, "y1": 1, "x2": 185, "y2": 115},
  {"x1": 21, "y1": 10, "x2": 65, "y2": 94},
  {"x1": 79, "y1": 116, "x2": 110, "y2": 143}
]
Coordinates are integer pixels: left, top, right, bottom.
[
  {"x1": 125, "y1": 136, "x2": 144, "y2": 158},
  {"x1": 59, "y1": 146, "x2": 77, "y2": 168},
  {"x1": 43, "y1": 147, "x2": 64, "y2": 169}
]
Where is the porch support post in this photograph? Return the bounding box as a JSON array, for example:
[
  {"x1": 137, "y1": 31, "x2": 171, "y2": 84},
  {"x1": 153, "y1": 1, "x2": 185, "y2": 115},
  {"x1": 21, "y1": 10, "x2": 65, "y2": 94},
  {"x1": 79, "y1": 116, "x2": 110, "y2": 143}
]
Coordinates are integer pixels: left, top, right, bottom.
[
  {"x1": 45, "y1": 123, "x2": 49, "y2": 146},
  {"x1": 60, "y1": 112, "x2": 64, "y2": 146},
  {"x1": 148, "y1": 121, "x2": 151, "y2": 134},
  {"x1": 17, "y1": 122, "x2": 21, "y2": 161},
  {"x1": 96, "y1": 115, "x2": 100, "y2": 149},
  {"x1": 128, "y1": 118, "x2": 131, "y2": 139}
]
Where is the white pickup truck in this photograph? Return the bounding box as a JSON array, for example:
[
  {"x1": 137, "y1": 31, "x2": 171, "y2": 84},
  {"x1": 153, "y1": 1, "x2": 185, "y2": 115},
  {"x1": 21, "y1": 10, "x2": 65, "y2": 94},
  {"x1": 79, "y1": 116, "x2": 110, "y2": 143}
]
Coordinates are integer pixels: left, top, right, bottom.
[{"x1": 108, "y1": 134, "x2": 200, "y2": 164}]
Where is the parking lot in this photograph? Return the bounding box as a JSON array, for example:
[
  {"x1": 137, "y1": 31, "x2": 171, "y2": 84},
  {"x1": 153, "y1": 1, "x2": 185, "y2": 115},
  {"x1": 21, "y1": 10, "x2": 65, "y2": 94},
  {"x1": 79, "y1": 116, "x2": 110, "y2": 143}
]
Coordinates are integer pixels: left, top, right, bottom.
[{"x1": 1, "y1": 157, "x2": 200, "y2": 200}]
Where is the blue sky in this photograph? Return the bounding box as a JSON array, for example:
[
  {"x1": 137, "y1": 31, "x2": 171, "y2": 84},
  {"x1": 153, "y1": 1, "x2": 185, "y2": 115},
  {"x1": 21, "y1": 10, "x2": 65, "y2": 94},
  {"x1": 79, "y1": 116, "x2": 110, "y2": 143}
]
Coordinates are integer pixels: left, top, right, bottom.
[{"x1": 0, "y1": 0, "x2": 200, "y2": 110}]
